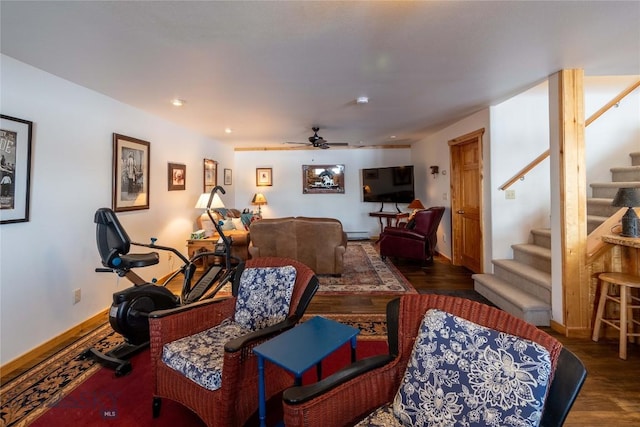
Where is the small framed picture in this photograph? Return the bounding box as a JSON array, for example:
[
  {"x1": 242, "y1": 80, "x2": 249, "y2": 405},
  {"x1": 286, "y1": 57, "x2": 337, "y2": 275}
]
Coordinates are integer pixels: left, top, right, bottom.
[
  {"x1": 224, "y1": 168, "x2": 232, "y2": 186},
  {"x1": 168, "y1": 163, "x2": 186, "y2": 191},
  {"x1": 112, "y1": 133, "x2": 150, "y2": 212},
  {"x1": 256, "y1": 167, "x2": 272, "y2": 186},
  {"x1": 0, "y1": 115, "x2": 33, "y2": 224},
  {"x1": 203, "y1": 158, "x2": 217, "y2": 193}
]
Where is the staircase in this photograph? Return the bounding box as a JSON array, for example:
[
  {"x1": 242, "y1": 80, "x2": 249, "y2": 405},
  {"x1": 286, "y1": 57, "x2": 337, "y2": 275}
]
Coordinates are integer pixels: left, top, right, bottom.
[
  {"x1": 473, "y1": 229, "x2": 552, "y2": 326},
  {"x1": 474, "y1": 152, "x2": 640, "y2": 327},
  {"x1": 588, "y1": 151, "x2": 640, "y2": 233}
]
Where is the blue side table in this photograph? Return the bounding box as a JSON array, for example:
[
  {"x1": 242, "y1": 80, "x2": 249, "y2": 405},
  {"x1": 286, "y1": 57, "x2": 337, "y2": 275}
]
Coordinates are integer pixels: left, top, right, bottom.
[{"x1": 253, "y1": 316, "x2": 359, "y2": 427}]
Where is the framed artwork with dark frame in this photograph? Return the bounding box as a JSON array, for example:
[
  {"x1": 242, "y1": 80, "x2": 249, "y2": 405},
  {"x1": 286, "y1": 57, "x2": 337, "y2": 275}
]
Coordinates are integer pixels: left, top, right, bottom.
[
  {"x1": 0, "y1": 114, "x2": 33, "y2": 224},
  {"x1": 302, "y1": 164, "x2": 345, "y2": 194},
  {"x1": 224, "y1": 168, "x2": 232, "y2": 186},
  {"x1": 204, "y1": 158, "x2": 217, "y2": 193},
  {"x1": 168, "y1": 163, "x2": 186, "y2": 191},
  {"x1": 256, "y1": 167, "x2": 272, "y2": 186},
  {"x1": 112, "y1": 133, "x2": 150, "y2": 212}
]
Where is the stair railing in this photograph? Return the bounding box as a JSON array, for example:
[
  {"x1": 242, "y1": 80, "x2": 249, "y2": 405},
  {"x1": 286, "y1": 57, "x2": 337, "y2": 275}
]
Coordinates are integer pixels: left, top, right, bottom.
[{"x1": 499, "y1": 79, "x2": 640, "y2": 191}]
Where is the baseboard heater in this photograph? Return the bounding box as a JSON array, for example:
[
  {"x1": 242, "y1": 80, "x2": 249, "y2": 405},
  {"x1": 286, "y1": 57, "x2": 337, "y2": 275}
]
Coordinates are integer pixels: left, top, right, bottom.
[{"x1": 346, "y1": 231, "x2": 370, "y2": 241}]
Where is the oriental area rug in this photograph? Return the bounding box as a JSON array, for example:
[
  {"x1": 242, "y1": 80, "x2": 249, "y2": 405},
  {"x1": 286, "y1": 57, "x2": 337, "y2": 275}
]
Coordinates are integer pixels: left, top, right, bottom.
[{"x1": 316, "y1": 241, "x2": 417, "y2": 295}]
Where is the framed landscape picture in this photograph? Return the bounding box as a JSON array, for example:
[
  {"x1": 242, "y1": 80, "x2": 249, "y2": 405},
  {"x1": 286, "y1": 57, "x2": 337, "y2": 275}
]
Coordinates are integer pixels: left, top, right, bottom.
[
  {"x1": 224, "y1": 168, "x2": 232, "y2": 185},
  {"x1": 168, "y1": 163, "x2": 186, "y2": 191},
  {"x1": 302, "y1": 164, "x2": 345, "y2": 194},
  {"x1": 112, "y1": 133, "x2": 150, "y2": 212},
  {"x1": 0, "y1": 115, "x2": 33, "y2": 224},
  {"x1": 204, "y1": 158, "x2": 217, "y2": 193}
]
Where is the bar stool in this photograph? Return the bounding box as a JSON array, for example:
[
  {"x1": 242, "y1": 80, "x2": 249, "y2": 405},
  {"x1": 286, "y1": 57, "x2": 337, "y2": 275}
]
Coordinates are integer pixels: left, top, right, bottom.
[{"x1": 592, "y1": 272, "x2": 640, "y2": 359}]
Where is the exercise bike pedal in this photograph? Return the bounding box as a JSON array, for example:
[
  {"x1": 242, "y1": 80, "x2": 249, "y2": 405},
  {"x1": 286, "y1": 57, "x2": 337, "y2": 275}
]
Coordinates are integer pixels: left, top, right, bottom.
[{"x1": 80, "y1": 342, "x2": 145, "y2": 376}]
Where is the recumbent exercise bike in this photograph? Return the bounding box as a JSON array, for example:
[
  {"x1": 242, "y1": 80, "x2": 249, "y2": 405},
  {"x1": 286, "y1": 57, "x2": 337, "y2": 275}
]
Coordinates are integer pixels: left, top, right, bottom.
[{"x1": 83, "y1": 186, "x2": 241, "y2": 376}]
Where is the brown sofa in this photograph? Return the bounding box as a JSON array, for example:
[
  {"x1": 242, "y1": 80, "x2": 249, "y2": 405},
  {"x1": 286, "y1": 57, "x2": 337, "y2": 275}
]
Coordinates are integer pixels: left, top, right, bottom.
[{"x1": 248, "y1": 217, "x2": 348, "y2": 275}]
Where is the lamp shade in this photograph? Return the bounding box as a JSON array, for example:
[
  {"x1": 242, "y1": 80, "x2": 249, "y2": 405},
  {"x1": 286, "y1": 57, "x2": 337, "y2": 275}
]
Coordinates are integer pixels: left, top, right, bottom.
[
  {"x1": 612, "y1": 187, "x2": 640, "y2": 208},
  {"x1": 251, "y1": 193, "x2": 268, "y2": 205},
  {"x1": 407, "y1": 199, "x2": 425, "y2": 210},
  {"x1": 195, "y1": 192, "x2": 225, "y2": 209}
]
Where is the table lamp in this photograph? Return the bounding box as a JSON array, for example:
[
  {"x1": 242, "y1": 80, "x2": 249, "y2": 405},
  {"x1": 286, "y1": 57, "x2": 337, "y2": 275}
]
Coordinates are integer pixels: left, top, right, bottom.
[
  {"x1": 611, "y1": 187, "x2": 640, "y2": 238},
  {"x1": 195, "y1": 192, "x2": 225, "y2": 237},
  {"x1": 251, "y1": 193, "x2": 267, "y2": 215}
]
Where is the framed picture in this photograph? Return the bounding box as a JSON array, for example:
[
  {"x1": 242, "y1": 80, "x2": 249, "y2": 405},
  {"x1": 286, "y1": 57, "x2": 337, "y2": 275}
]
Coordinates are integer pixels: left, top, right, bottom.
[
  {"x1": 168, "y1": 163, "x2": 186, "y2": 191},
  {"x1": 302, "y1": 164, "x2": 345, "y2": 194},
  {"x1": 224, "y1": 168, "x2": 232, "y2": 186},
  {"x1": 256, "y1": 167, "x2": 272, "y2": 186},
  {"x1": 204, "y1": 158, "x2": 217, "y2": 193},
  {"x1": 0, "y1": 115, "x2": 33, "y2": 224},
  {"x1": 112, "y1": 133, "x2": 150, "y2": 212}
]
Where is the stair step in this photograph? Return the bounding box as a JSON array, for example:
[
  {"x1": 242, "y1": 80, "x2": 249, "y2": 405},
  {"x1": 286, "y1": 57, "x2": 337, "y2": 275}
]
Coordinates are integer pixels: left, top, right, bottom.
[
  {"x1": 611, "y1": 166, "x2": 640, "y2": 182},
  {"x1": 587, "y1": 197, "x2": 618, "y2": 217},
  {"x1": 590, "y1": 181, "x2": 640, "y2": 198},
  {"x1": 492, "y1": 259, "x2": 551, "y2": 304},
  {"x1": 512, "y1": 243, "x2": 551, "y2": 274},
  {"x1": 587, "y1": 214, "x2": 609, "y2": 233},
  {"x1": 473, "y1": 274, "x2": 551, "y2": 326},
  {"x1": 630, "y1": 152, "x2": 640, "y2": 167},
  {"x1": 530, "y1": 228, "x2": 551, "y2": 249}
]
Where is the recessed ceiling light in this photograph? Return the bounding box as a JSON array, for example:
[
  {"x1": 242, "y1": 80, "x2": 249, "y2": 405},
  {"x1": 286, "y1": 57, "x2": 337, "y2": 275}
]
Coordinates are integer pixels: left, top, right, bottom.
[
  {"x1": 390, "y1": 135, "x2": 397, "y2": 139},
  {"x1": 225, "y1": 127, "x2": 233, "y2": 134},
  {"x1": 171, "y1": 99, "x2": 185, "y2": 107},
  {"x1": 356, "y1": 96, "x2": 369, "y2": 104}
]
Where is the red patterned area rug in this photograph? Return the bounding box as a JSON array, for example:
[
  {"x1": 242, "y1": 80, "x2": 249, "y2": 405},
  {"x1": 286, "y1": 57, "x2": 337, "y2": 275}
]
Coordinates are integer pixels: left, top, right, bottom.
[{"x1": 316, "y1": 241, "x2": 417, "y2": 295}]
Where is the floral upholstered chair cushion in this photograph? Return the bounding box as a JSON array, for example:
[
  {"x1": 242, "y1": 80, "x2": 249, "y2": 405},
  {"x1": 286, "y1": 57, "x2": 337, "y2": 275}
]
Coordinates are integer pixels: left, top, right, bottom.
[
  {"x1": 161, "y1": 318, "x2": 251, "y2": 391},
  {"x1": 233, "y1": 265, "x2": 297, "y2": 331},
  {"x1": 162, "y1": 265, "x2": 297, "y2": 391},
  {"x1": 392, "y1": 309, "x2": 552, "y2": 427}
]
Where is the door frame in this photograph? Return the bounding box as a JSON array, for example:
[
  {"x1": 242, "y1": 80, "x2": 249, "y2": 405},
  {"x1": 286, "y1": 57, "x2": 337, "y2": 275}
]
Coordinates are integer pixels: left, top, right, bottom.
[{"x1": 448, "y1": 128, "x2": 485, "y2": 272}]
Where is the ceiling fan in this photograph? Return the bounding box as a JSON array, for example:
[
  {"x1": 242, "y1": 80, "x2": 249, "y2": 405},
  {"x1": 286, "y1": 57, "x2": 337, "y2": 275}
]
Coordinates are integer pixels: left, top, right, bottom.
[{"x1": 285, "y1": 127, "x2": 349, "y2": 149}]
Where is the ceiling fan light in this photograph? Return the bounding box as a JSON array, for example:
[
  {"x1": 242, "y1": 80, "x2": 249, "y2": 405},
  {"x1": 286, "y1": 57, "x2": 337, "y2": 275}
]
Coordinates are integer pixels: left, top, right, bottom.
[{"x1": 356, "y1": 96, "x2": 369, "y2": 104}]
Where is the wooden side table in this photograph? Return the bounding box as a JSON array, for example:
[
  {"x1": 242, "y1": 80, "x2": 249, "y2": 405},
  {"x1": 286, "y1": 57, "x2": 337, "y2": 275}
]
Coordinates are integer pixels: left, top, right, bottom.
[
  {"x1": 186, "y1": 238, "x2": 218, "y2": 269},
  {"x1": 369, "y1": 211, "x2": 409, "y2": 235}
]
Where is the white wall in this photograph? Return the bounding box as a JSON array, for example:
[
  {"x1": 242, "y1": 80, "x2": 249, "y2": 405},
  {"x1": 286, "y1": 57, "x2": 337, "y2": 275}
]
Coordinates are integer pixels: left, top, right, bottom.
[
  {"x1": 233, "y1": 148, "x2": 412, "y2": 237},
  {"x1": 585, "y1": 76, "x2": 640, "y2": 187},
  {"x1": 490, "y1": 81, "x2": 551, "y2": 260},
  {"x1": 411, "y1": 109, "x2": 491, "y2": 265},
  {"x1": 0, "y1": 56, "x2": 234, "y2": 365}
]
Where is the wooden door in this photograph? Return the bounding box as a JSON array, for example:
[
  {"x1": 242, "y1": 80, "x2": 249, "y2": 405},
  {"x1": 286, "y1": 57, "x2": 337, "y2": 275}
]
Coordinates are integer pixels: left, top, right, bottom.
[{"x1": 449, "y1": 129, "x2": 484, "y2": 273}]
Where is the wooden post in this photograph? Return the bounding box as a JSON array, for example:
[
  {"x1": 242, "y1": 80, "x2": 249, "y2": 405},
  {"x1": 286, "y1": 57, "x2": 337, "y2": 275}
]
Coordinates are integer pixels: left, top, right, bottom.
[{"x1": 549, "y1": 69, "x2": 589, "y2": 337}]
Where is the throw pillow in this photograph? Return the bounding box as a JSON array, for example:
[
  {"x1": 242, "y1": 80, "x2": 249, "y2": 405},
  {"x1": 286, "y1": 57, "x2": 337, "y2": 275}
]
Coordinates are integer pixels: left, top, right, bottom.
[
  {"x1": 220, "y1": 219, "x2": 235, "y2": 231},
  {"x1": 393, "y1": 309, "x2": 551, "y2": 427},
  {"x1": 234, "y1": 266, "x2": 297, "y2": 331},
  {"x1": 240, "y1": 213, "x2": 253, "y2": 230},
  {"x1": 231, "y1": 217, "x2": 244, "y2": 231}
]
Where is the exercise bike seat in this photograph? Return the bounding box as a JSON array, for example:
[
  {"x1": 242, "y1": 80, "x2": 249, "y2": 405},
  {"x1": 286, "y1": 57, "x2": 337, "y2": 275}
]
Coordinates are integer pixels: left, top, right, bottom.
[{"x1": 95, "y1": 207, "x2": 159, "y2": 270}]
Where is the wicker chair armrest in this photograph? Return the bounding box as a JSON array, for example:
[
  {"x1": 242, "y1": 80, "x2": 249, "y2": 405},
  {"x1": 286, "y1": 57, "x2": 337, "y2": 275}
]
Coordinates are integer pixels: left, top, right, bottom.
[
  {"x1": 283, "y1": 354, "x2": 394, "y2": 403},
  {"x1": 282, "y1": 356, "x2": 403, "y2": 427},
  {"x1": 224, "y1": 316, "x2": 299, "y2": 352},
  {"x1": 149, "y1": 297, "x2": 236, "y2": 346}
]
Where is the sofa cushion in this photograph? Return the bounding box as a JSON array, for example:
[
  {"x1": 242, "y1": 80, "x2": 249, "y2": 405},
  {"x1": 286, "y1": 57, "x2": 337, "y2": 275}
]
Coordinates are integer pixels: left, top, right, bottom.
[
  {"x1": 233, "y1": 265, "x2": 297, "y2": 331},
  {"x1": 393, "y1": 308, "x2": 552, "y2": 427},
  {"x1": 161, "y1": 318, "x2": 251, "y2": 391}
]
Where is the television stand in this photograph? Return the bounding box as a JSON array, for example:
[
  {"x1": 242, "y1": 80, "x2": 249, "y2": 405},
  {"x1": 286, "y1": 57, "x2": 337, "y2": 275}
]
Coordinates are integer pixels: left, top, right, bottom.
[
  {"x1": 378, "y1": 202, "x2": 401, "y2": 213},
  {"x1": 369, "y1": 211, "x2": 410, "y2": 236}
]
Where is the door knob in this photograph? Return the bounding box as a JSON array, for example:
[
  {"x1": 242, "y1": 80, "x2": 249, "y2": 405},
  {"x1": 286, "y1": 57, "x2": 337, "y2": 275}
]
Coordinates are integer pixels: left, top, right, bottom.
[{"x1": 457, "y1": 210, "x2": 465, "y2": 214}]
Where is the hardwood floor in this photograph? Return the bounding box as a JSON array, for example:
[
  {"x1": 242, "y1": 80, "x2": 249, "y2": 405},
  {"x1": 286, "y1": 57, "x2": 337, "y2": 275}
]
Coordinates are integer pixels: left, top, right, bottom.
[{"x1": 2, "y1": 252, "x2": 639, "y2": 425}]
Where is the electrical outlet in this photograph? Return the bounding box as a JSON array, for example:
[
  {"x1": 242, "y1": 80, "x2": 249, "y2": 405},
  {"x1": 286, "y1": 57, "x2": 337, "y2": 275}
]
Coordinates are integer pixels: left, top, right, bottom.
[
  {"x1": 442, "y1": 192, "x2": 448, "y2": 201},
  {"x1": 73, "y1": 288, "x2": 81, "y2": 304},
  {"x1": 168, "y1": 253, "x2": 173, "y2": 262},
  {"x1": 505, "y1": 189, "x2": 516, "y2": 200},
  {"x1": 442, "y1": 234, "x2": 446, "y2": 243}
]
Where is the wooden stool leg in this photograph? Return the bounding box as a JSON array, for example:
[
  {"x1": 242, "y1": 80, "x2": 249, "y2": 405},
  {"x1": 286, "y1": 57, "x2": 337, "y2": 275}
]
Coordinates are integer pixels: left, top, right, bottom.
[
  {"x1": 592, "y1": 280, "x2": 609, "y2": 342},
  {"x1": 620, "y1": 286, "x2": 628, "y2": 360}
]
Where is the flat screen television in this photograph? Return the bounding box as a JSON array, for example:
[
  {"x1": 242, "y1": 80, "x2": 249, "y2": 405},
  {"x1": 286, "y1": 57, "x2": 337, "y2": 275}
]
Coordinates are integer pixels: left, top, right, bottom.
[{"x1": 362, "y1": 165, "x2": 415, "y2": 205}]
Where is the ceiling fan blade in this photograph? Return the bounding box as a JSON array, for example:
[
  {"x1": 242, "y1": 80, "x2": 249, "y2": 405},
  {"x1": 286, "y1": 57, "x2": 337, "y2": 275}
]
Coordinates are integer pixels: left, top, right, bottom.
[
  {"x1": 284, "y1": 141, "x2": 309, "y2": 145},
  {"x1": 326, "y1": 142, "x2": 349, "y2": 146}
]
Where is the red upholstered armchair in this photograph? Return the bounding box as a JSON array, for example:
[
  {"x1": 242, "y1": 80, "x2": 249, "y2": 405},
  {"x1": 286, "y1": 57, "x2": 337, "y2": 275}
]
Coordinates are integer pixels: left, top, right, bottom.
[{"x1": 379, "y1": 206, "x2": 445, "y2": 264}]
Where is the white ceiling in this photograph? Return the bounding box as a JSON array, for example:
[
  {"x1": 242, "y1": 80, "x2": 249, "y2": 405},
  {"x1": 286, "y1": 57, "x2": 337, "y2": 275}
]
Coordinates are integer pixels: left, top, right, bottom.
[{"x1": 1, "y1": 1, "x2": 639, "y2": 149}]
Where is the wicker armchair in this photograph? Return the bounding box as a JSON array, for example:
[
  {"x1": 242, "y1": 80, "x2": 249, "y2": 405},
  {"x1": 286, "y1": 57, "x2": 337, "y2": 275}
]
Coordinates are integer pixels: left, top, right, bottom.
[
  {"x1": 283, "y1": 295, "x2": 587, "y2": 427},
  {"x1": 149, "y1": 257, "x2": 319, "y2": 427}
]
